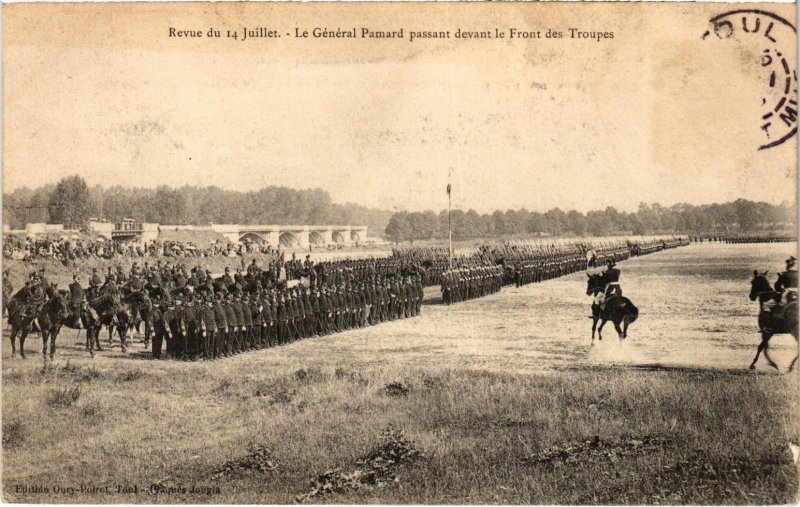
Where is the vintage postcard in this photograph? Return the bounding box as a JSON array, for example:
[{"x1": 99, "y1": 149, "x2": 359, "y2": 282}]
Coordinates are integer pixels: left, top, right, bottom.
[{"x1": 2, "y1": 2, "x2": 798, "y2": 504}]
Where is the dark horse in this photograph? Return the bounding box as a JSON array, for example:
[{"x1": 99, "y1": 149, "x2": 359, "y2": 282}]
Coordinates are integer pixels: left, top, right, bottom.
[
  {"x1": 37, "y1": 289, "x2": 70, "y2": 365},
  {"x1": 90, "y1": 292, "x2": 131, "y2": 353},
  {"x1": 6, "y1": 291, "x2": 43, "y2": 359},
  {"x1": 748, "y1": 271, "x2": 798, "y2": 371},
  {"x1": 586, "y1": 273, "x2": 639, "y2": 345}
]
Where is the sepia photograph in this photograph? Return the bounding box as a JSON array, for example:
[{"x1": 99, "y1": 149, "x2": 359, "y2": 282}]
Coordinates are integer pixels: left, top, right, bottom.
[{"x1": 2, "y1": 2, "x2": 798, "y2": 504}]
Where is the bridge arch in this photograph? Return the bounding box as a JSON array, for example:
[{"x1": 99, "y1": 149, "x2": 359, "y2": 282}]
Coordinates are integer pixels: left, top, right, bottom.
[
  {"x1": 309, "y1": 231, "x2": 325, "y2": 245},
  {"x1": 350, "y1": 230, "x2": 362, "y2": 243},
  {"x1": 240, "y1": 232, "x2": 267, "y2": 244},
  {"x1": 332, "y1": 231, "x2": 345, "y2": 244},
  {"x1": 279, "y1": 231, "x2": 299, "y2": 247}
]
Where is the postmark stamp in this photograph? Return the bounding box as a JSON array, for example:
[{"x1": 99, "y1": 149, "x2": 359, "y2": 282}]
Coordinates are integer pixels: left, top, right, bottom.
[{"x1": 702, "y1": 10, "x2": 797, "y2": 150}]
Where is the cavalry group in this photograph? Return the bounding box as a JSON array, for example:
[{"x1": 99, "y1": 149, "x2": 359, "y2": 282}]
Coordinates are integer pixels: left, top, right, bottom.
[{"x1": 3, "y1": 235, "x2": 692, "y2": 362}]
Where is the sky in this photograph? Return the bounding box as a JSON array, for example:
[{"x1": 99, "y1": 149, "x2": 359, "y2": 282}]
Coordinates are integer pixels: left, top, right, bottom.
[{"x1": 3, "y1": 3, "x2": 797, "y2": 214}]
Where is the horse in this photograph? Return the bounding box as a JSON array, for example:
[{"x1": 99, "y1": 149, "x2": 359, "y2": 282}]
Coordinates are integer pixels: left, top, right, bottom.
[
  {"x1": 37, "y1": 289, "x2": 69, "y2": 365},
  {"x1": 748, "y1": 271, "x2": 799, "y2": 371},
  {"x1": 6, "y1": 292, "x2": 43, "y2": 359},
  {"x1": 2, "y1": 280, "x2": 12, "y2": 318},
  {"x1": 92, "y1": 292, "x2": 132, "y2": 352},
  {"x1": 119, "y1": 288, "x2": 152, "y2": 347},
  {"x1": 586, "y1": 273, "x2": 639, "y2": 345}
]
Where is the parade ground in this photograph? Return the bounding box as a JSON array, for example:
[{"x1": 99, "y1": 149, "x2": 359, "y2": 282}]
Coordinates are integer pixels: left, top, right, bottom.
[{"x1": 3, "y1": 242, "x2": 799, "y2": 503}]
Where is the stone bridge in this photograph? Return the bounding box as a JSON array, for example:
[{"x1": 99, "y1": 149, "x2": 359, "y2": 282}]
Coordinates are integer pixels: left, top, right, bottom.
[{"x1": 210, "y1": 224, "x2": 368, "y2": 248}]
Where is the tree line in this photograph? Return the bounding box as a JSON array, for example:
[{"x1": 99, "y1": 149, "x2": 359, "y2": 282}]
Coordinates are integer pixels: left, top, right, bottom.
[
  {"x1": 3, "y1": 175, "x2": 393, "y2": 236},
  {"x1": 4, "y1": 176, "x2": 794, "y2": 241},
  {"x1": 384, "y1": 200, "x2": 796, "y2": 243}
]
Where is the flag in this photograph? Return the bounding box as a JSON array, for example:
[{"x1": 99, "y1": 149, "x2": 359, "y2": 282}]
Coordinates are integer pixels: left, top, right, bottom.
[{"x1": 446, "y1": 183, "x2": 451, "y2": 195}]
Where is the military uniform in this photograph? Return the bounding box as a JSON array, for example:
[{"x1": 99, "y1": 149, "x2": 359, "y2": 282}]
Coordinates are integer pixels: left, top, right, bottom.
[{"x1": 200, "y1": 297, "x2": 217, "y2": 359}]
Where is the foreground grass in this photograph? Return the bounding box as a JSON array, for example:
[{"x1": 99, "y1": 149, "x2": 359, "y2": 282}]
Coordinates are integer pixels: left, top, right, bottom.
[{"x1": 3, "y1": 356, "x2": 798, "y2": 504}]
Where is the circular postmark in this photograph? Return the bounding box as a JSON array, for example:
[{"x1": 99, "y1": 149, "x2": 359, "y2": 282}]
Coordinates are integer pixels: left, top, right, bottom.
[{"x1": 702, "y1": 10, "x2": 797, "y2": 150}]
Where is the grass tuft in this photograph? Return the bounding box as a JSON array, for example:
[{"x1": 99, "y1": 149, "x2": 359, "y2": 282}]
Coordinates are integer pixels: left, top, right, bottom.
[
  {"x1": 115, "y1": 369, "x2": 146, "y2": 383},
  {"x1": 383, "y1": 381, "x2": 410, "y2": 398},
  {"x1": 46, "y1": 385, "x2": 81, "y2": 408},
  {"x1": 297, "y1": 425, "x2": 424, "y2": 502},
  {"x1": 212, "y1": 444, "x2": 277, "y2": 480},
  {"x1": 2, "y1": 420, "x2": 26, "y2": 449}
]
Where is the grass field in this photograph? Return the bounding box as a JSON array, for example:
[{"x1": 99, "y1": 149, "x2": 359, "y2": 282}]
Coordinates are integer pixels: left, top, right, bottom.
[{"x1": 3, "y1": 243, "x2": 799, "y2": 504}]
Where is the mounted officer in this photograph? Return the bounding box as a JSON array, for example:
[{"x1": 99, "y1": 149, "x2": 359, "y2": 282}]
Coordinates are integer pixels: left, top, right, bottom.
[
  {"x1": 775, "y1": 256, "x2": 798, "y2": 303},
  {"x1": 88, "y1": 268, "x2": 102, "y2": 299},
  {"x1": 770, "y1": 256, "x2": 799, "y2": 328},
  {"x1": 67, "y1": 273, "x2": 86, "y2": 327},
  {"x1": 590, "y1": 260, "x2": 622, "y2": 311},
  {"x1": 603, "y1": 260, "x2": 621, "y2": 300}
]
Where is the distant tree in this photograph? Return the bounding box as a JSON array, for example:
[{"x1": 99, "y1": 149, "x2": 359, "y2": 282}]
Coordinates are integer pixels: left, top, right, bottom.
[
  {"x1": 385, "y1": 212, "x2": 411, "y2": 244},
  {"x1": 47, "y1": 175, "x2": 96, "y2": 227},
  {"x1": 564, "y1": 210, "x2": 584, "y2": 236},
  {"x1": 543, "y1": 208, "x2": 567, "y2": 235},
  {"x1": 490, "y1": 210, "x2": 506, "y2": 236},
  {"x1": 151, "y1": 186, "x2": 188, "y2": 224}
]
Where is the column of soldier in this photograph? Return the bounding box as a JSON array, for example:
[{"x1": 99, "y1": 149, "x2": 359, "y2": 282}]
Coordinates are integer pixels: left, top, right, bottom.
[
  {"x1": 410, "y1": 237, "x2": 687, "y2": 304},
  {"x1": 72, "y1": 262, "x2": 425, "y2": 361}
]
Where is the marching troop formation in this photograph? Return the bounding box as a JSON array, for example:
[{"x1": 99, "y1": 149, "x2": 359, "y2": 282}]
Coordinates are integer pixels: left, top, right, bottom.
[
  {"x1": 441, "y1": 266, "x2": 504, "y2": 305},
  {"x1": 141, "y1": 276, "x2": 424, "y2": 360},
  {"x1": 4, "y1": 235, "x2": 690, "y2": 361},
  {"x1": 690, "y1": 234, "x2": 797, "y2": 244}
]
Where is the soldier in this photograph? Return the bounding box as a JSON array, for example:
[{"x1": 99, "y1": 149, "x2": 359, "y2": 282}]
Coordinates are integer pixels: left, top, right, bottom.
[
  {"x1": 335, "y1": 286, "x2": 345, "y2": 331},
  {"x1": 224, "y1": 294, "x2": 238, "y2": 355},
  {"x1": 344, "y1": 285, "x2": 354, "y2": 329},
  {"x1": 222, "y1": 267, "x2": 235, "y2": 291},
  {"x1": 163, "y1": 300, "x2": 179, "y2": 360},
  {"x1": 182, "y1": 295, "x2": 198, "y2": 360},
  {"x1": 240, "y1": 293, "x2": 253, "y2": 351},
  {"x1": 294, "y1": 290, "x2": 305, "y2": 338},
  {"x1": 231, "y1": 294, "x2": 244, "y2": 354},
  {"x1": 268, "y1": 292, "x2": 278, "y2": 346},
  {"x1": 776, "y1": 256, "x2": 798, "y2": 302},
  {"x1": 89, "y1": 268, "x2": 102, "y2": 298},
  {"x1": 199, "y1": 296, "x2": 216, "y2": 360},
  {"x1": 369, "y1": 280, "x2": 378, "y2": 321},
  {"x1": 414, "y1": 275, "x2": 424, "y2": 316},
  {"x1": 213, "y1": 294, "x2": 228, "y2": 359},
  {"x1": 140, "y1": 290, "x2": 153, "y2": 349},
  {"x1": 310, "y1": 288, "x2": 321, "y2": 335},
  {"x1": 247, "y1": 259, "x2": 260, "y2": 276},
  {"x1": 151, "y1": 295, "x2": 166, "y2": 359},
  {"x1": 603, "y1": 260, "x2": 622, "y2": 301},
  {"x1": 318, "y1": 287, "x2": 330, "y2": 335},
  {"x1": 303, "y1": 289, "x2": 314, "y2": 337},
  {"x1": 102, "y1": 273, "x2": 118, "y2": 295},
  {"x1": 171, "y1": 298, "x2": 187, "y2": 359},
  {"x1": 277, "y1": 293, "x2": 288, "y2": 345},
  {"x1": 251, "y1": 292, "x2": 263, "y2": 349},
  {"x1": 68, "y1": 273, "x2": 85, "y2": 326}
]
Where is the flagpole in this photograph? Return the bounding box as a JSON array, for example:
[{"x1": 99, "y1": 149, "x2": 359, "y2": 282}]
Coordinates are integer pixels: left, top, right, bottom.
[{"x1": 448, "y1": 167, "x2": 453, "y2": 270}]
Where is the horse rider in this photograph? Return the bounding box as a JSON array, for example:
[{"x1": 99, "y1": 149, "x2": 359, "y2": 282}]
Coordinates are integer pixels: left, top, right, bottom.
[
  {"x1": 88, "y1": 268, "x2": 102, "y2": 299},
  {"x1": 758, "y1": 256, "x2": 797, "y2": 331},
  {"x1": 15, "y1": 272, "x2": 45, "y2": 320},
  {"x1": 592, "y1": 260, "x2": 622, "y2": 311},
  {"x1": 775, "y1": 256, "x2": 798, "y2": 304},
  {"x1": 586, "y1": 248, "x2": 598, "y2": 269},
  {"x1": 23, "y1": 272, "x2": 44, "y2": 302},
  {"x1": 102, "y1": 273, "x2": 119, "y2": 295},
  {"x1": 68, "y1": 273, "x2": 87, "y2": 327}
]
